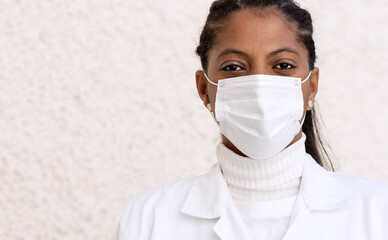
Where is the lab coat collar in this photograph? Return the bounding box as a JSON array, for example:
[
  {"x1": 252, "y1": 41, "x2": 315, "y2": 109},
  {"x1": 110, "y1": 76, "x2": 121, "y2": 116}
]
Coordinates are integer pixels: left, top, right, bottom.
[
  {"x1": 181, "y1": 164, "x2": 230, "y2": 219},
  {"x1": 181, "y1": 153, "x2": 350, "y2": 219},
  {"x1": 299, "y1": 154, "x2": 350, "y2": 211}
]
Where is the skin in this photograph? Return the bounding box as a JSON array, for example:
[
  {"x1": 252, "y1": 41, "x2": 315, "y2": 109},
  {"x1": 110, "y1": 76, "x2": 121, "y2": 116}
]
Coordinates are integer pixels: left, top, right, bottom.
[{"x1": 195, "y1": 7, "x2": 319, "y2": 158}]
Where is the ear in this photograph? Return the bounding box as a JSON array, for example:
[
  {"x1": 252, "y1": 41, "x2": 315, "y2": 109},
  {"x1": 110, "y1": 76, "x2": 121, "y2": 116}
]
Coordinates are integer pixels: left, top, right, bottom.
[
  {"x1": 307, "y1": 67, "x2": 319, "y2": 111},
  {"x1": 195, "y1": 70, "x2": 209, "y2": 106}
]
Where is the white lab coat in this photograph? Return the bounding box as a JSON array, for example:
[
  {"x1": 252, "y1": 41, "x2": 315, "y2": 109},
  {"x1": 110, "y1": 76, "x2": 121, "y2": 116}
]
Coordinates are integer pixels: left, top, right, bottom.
[{"x1": 113, "y1": 154, "x2": 388, "y2": 240}]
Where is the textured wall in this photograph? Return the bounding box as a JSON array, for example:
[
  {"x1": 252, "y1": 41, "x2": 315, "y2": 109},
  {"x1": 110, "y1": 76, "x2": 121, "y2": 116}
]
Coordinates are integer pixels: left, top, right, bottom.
[{"x1": 1, "y1": 0, "x2": 387, "y2": 239}]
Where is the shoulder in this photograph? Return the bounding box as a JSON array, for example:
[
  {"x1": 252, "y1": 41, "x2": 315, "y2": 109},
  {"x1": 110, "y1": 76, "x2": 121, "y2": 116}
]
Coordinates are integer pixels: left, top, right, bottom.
[
  {"x1": 114, "y1": 175, "x2": 198, "y2": 239},
  {"x1": 331, "y1": 171, "x2": 388, "y2": 204},
  {"x1": 122, "y1": 175, "x2": 197, "y2": 218},
  {"x1": 126, "y1": 176, "x2": 196, "y2": 211},
  {"x1": 328, "y1": 171, "x2": 388, "y2": 234}
]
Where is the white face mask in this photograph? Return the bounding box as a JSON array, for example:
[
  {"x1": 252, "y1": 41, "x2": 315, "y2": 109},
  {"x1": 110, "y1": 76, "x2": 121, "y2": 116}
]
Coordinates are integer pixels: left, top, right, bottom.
[{"x1": 204, "y1": 71, "x2": 311, "y2": 159}]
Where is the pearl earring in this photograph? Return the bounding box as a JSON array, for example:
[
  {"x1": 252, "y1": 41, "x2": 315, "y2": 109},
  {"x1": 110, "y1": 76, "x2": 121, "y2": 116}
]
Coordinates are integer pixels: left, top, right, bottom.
[
  {"x1": 207, "y1": 103, "x2": 212, "y2": 112},
  {"x1": 308, "y1": 100, "x2": 314, "y2": 108}
]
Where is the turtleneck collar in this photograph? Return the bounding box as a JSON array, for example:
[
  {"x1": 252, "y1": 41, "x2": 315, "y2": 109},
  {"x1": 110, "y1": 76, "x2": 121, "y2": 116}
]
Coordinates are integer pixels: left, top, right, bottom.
[{"x1": 216, "y1": 133, "x2": 307, "y2": 201}]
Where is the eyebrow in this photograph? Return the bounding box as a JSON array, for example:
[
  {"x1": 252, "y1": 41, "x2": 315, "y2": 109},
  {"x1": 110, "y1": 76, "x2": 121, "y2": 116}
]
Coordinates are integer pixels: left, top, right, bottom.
[
  {"x1": 216, "y1": 47, "x2": 300, "y2": 61},
  {"x1": 268, "y1": 47, "x2": 300, "y2": 57},
  {"x1": 216, "y1": 48, "x2": 250, "y2": 61}
]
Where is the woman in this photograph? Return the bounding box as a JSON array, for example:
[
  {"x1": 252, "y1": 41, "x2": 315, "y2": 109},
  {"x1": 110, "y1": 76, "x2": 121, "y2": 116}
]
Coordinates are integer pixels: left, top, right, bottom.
[{"x1": 113, "y1": 0, "x2": 388, "y2": 239}]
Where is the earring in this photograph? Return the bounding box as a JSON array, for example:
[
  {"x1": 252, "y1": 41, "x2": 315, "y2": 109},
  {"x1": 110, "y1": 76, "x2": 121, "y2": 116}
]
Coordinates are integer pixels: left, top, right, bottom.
[
  {"x1": 308, "y1": 100, "x2": 314, "y2": 108},
  {"x1": 207, "y1": 103, "x2": 212, "y2": 112}
]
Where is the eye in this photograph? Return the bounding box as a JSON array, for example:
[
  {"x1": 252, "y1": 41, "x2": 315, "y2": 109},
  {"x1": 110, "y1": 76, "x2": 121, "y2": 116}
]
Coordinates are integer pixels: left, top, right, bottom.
[
  {"x1": 221, "y1": 64, "x2": 244, "y2": 71},
  {"x1": 273, "y1": 63, "x2": 295, "y2": 70}
]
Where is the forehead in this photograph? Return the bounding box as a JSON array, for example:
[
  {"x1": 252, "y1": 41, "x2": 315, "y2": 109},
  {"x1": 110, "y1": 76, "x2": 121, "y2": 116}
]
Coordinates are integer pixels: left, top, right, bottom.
[{"x1": 209, "y1": 8, "x2": 306, "y2": 57}]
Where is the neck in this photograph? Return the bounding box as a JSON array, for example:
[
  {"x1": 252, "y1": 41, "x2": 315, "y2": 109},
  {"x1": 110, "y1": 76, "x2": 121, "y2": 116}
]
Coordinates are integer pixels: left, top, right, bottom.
[{"x1": 216, "y1": 133, "x2": 306, "y2": 201}]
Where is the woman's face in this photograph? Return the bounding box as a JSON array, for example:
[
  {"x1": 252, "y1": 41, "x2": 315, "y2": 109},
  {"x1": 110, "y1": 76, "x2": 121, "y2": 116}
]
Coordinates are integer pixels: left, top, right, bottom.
[{"x1": 195, "y1": 8, "x2": 319, "y2": 156}]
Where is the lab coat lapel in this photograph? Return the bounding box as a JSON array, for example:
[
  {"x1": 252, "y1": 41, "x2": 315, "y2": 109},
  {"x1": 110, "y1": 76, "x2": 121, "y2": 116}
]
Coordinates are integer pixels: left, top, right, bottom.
[
  {"x1": 213, "y1": 201, "x2": 252, "y2": 240},
  {"x1": 181, "y1": 164, "x2": 251, "y2": 240},
  {"x1": 282, "y1": 192, "x2": 311, "y2": 240}
]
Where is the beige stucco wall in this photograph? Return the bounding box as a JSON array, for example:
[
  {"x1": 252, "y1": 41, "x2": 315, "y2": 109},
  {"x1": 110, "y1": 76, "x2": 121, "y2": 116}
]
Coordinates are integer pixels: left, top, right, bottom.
[{"x1": 1, "y1": 0, "x2": 387, "y2": 239}]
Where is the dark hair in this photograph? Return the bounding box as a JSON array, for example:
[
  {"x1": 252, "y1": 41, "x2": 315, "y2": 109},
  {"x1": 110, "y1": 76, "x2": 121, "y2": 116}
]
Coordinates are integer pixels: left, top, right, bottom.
[{"x1": 196, "y1": 0, "x2": 334, "y2": 170}]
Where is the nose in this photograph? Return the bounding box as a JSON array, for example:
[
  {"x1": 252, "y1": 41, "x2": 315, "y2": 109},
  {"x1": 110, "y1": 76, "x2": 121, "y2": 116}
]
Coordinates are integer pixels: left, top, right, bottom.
[{"x1": 248, "y1": 60, "x2": 272, "y2": 76}]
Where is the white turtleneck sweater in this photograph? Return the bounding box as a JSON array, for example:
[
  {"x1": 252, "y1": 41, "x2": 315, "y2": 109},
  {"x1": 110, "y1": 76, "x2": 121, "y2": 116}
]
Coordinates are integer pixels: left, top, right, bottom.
[{"x1": 216, "y1": 133, "x2": 307, "y2": 240}]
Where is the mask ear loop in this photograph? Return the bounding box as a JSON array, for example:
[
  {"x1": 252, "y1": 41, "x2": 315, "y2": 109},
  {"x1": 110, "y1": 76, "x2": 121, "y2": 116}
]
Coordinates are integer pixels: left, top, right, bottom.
[
  {"x1": 299, "y1": 70, "x2": 313, "y2": 127},
  {"x1": 300, "y1": 112, "x2": 307, "y2": 127},
  {"x1": 203, "y1": 71, "x2": 218, "y2": 86},
  {"x1": 301, "y1": 70, "x2": 312, "y2": 84},
  {"x1": 202, "y1": 71, "x2": 218, "y2": 121}
]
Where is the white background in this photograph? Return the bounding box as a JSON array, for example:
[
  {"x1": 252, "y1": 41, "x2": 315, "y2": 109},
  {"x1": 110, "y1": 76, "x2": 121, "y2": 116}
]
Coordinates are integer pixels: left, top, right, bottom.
[{"x1": 1, "y1": 0, "x2": 387, "y2": 239}]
